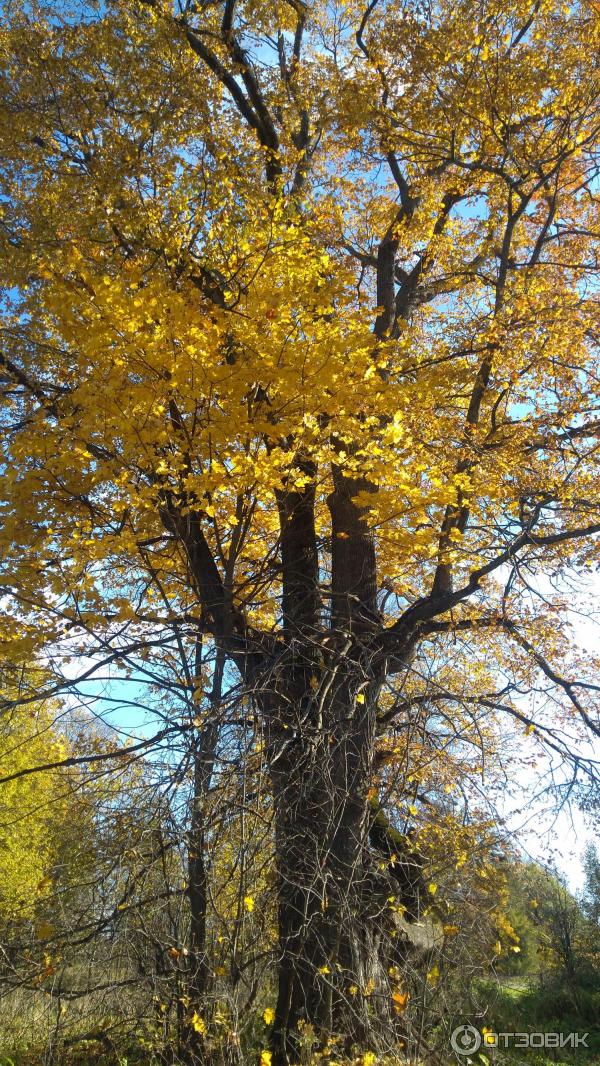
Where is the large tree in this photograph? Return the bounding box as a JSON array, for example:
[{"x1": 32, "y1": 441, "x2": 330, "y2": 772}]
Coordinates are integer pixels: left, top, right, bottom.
[{"x1": 1, "y1": 0, "x2": 600, "y2": 1060}]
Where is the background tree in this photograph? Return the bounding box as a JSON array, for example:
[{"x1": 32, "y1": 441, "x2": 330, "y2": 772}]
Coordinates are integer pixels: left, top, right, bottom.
[
  {"x1": 582, "y1": 844, "x2": 600, "y2": 927},
  {"x1": 481, "y1": 856, "x2": 600, "y2": 1052},
  {"x1": 1, "y1": 0, "x2": 600, "y2": 1061},
  {"x1": 0, "y1": 665, "x2": 74, "y2": 931}
]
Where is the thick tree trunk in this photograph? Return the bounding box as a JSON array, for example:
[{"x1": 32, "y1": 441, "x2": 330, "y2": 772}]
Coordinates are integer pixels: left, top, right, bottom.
[
  {"x1": 270, "y1": 721, "x2": 441, "y2": 1064},
  {"x1": 270, "y1": 741, "x2": 333, "y2": 1061},
  {"x1": 269, "y1": 685, "x2": 402, "y2": 1065},
  {"x1": 269, "y1": 461, "x2": 400, "y2": 1063}
]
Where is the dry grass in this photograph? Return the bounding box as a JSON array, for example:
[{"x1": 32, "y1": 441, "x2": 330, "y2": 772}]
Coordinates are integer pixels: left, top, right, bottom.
[{"x1": 0, "y1": 961, "x2": 153, "y2": 1065}]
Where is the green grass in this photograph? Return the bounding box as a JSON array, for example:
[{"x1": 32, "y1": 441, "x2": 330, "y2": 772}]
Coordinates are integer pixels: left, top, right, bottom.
[
  {"x1": 496, "y1": 978, "x2": 531, "y2": 1002},
  {"x1": 472, "y1": 974, "x2": 600, "y2": 1065}
]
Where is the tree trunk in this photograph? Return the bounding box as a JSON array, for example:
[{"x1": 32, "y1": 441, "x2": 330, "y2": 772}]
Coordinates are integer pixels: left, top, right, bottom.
[
  {"x1": 269, "y1": 461, "x2": 402, "y2": 1063},
  {"x1": 269, "y1": 683, "x2": 402, "y2": 1064}
]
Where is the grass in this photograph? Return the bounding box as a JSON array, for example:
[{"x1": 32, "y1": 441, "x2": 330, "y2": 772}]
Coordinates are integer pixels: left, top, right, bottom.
[
  {"x1": 0, "y1": 960, "x2": 157, "y2": 1066},
  {"x1": 472, "y1": 973, "x2": 600, "y2": 1066},
  {"x1": 2, "y1": 966, "x2": 600, "y2": 1065}
]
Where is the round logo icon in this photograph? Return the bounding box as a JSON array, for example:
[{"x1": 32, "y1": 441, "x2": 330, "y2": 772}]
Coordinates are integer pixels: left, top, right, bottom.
[{"x1": 450, "y1": 1024, "x2": 482, "y2": 1056}]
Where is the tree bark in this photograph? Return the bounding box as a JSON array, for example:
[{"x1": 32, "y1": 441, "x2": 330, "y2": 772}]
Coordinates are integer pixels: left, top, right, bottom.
[
  {"x1": 269, "y1": 705, "x2": 410, "y2": 1064},
  {"x1": 269, "y1": 462, "x2": 397, "y2": 1063}
]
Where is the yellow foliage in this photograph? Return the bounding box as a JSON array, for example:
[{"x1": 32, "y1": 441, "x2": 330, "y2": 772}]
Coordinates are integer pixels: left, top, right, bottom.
[
  {"x1": 190, "y1": 1013, "x2": 207, "y2": 1035},
  {"x1": 0, "y1": 0, "x2": 596, "y2": 669},
  {"x1": 0, "y1": 692, "x2": 69, "y2": 922}
]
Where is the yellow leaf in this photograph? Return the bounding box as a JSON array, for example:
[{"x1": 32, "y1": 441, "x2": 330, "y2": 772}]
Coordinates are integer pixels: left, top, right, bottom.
[
  {"x1": 190, "y1": 1012, "x2": 206, "y2": 1035},
  {"x1": 244, "y1": 895, "x2": 255, "y2": 913},
  {"x1": 260, "y1": 1052, "x2": 272, "y2": 1066},
  {"x1": 263, "y1": 1007, "x2": 275, "y2": 1025},
  {"x1": 356, "y1": 693, "x2": 365, "y2": 704},
  {"x1": 392, "y1": 990, "x2": 408, "y2": 1013}
]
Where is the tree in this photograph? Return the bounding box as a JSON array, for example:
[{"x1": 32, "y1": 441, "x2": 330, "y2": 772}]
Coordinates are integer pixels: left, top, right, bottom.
[
  {"x1": 503, "y1": 862, "x2": 584, "y2": 981},
  {"x1": 0, "y1": 683, "x2": 196, "y2": 1063},
  {"x1": 0, "y1": 668, "x2": 70, "y2": 927},
  {"x1": 582, "y1": 844, "x2": 600, "y2": 927},
  {"x1": 501, "y1": 857, "x2": 600, "y2": 1007},
  {"x1": 1, "y1": 0, "x2": 599, "y2": 1061}
]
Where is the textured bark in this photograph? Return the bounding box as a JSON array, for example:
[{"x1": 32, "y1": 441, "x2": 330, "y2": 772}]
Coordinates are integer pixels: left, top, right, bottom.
[
  {"x1": 269, "y1": 460, "x2": 392, "y2": 1063},
  {"x1": 328, "y1": 464, "x2": 379, "y2": 636},
  {"x1": 270, "y1": 740, "x2": 333, "y2": 1063},
  {"x1": 270, "y1": 722, "x2": 421, "y2": 1064},
  {"x1": 275, "y1": 462, "x2": 319, "y2": 641}
]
